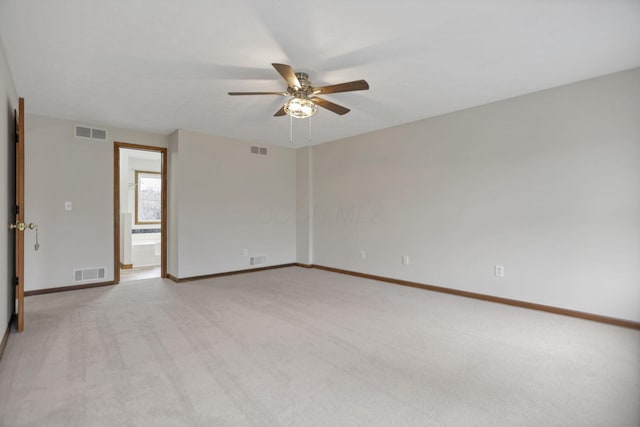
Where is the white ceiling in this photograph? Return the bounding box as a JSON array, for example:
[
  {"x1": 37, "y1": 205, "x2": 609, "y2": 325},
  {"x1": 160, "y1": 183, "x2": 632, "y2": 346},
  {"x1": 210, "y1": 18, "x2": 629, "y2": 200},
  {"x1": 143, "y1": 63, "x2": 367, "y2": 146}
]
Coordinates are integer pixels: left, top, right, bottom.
[{"x1": 1, "y1": 1, "x2": 639, "y2": 148}]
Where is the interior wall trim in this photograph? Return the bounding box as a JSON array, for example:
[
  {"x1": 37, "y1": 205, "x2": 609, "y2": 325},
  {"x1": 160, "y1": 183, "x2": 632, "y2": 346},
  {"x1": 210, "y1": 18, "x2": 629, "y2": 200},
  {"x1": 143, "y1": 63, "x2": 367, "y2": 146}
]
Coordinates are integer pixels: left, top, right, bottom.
[
  {"x1": 295, "y1": 263, "x2": 313, "y2": 268},
  {"x1": 168, "y1": 263, "x2": 297, "y2": 283},
  {"x1": 24, "y1": 281, "x2": 115, "y2": 297},
  {"x1": 0, "y1": 315, "x2": 15, "y2": 362},
  {"x1": 308, "y1": 264, "x2": 640, "y2": 330}
]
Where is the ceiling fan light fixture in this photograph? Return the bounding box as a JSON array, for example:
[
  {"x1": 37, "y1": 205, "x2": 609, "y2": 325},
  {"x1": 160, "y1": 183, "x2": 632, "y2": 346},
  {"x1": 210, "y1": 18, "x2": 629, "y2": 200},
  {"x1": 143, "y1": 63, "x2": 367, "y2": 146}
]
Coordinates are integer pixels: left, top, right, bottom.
[{"x1": 284, "y1": 96, "x2": 317, "y2": 119}]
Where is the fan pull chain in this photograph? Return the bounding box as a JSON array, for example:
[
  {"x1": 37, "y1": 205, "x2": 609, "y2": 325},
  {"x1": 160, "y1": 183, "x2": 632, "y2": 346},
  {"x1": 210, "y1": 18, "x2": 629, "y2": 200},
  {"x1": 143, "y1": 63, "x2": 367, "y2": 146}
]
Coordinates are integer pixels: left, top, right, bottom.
[
  {"x1": 308, "y1": 117, "x2": 312, "y2": 142},
  {"x1": 289, "y1": 114, "x2": 293, "y2": 144}
]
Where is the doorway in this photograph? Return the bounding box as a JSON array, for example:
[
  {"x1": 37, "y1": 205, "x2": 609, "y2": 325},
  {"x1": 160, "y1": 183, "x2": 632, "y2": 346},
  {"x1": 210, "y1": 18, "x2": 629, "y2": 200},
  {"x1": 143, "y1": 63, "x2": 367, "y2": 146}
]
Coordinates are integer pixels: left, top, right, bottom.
[
  {"x1": 114, "y1": 142, "x2": 167, "y2": 283},
  {"x1": 11, "y1": 98, "x2": 24, "y2": 331}
]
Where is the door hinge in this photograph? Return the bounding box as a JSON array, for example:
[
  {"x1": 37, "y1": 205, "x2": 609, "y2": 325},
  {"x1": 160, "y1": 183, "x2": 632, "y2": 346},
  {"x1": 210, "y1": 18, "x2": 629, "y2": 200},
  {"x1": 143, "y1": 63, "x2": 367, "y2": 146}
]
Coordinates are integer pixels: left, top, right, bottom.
[
  {"x1": 15, "y1": 277, "x2": 19, "y2": 286},
  {"x1": 15, "y1": 205, "x2": 19, "y2": 215},
  {"x1": 15, "y1": 132, "x2": 19, "y2": 143}
]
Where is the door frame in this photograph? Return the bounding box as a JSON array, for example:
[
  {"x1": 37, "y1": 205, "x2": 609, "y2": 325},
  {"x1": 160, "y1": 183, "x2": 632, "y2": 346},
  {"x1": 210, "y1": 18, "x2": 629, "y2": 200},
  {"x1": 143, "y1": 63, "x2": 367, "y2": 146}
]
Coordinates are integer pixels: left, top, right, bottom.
[
  {"x1": 14, "y1": 98, "x2": 25, "y2": 332},
  {"x1": 114, "y1": 142, "x2": 167, "y2": 283}
]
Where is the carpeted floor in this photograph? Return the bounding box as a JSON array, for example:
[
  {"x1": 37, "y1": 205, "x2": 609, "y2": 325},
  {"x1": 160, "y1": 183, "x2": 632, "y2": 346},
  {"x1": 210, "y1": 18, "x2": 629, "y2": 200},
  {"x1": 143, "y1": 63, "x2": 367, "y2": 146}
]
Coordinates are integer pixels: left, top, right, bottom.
[
  {"x1": 120, "y1": 265, "x2": 161, "y2": 282},
  {"x1": 0, "y1": 267, "x2": 638, "y2": 426}
]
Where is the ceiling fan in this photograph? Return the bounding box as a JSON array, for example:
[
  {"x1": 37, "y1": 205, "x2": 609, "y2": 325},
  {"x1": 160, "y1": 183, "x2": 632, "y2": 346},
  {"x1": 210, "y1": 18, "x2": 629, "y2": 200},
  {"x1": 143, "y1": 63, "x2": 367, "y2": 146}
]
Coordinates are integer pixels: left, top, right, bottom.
[{"x1": 228, "y1": 63, "x2": 369, "y2": 119}]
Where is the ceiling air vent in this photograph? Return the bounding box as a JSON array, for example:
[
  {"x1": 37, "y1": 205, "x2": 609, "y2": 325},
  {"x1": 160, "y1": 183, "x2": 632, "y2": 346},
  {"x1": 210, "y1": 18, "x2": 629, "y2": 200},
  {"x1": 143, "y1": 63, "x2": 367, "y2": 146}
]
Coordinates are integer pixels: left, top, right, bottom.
[
  {"x1": 250, "y1": 145, "x2": 267, "y2": 156},
  {"x1": 75, "y1": 125, "x2": 107, "y2": 141}
]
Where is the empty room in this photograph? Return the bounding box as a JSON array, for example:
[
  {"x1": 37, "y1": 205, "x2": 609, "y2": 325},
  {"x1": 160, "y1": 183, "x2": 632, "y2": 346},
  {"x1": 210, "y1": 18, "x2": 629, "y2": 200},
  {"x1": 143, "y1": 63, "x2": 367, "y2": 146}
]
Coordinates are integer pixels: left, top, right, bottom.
[{"x1": 0, "y1": 1, "x2": 639, "y2": 426}]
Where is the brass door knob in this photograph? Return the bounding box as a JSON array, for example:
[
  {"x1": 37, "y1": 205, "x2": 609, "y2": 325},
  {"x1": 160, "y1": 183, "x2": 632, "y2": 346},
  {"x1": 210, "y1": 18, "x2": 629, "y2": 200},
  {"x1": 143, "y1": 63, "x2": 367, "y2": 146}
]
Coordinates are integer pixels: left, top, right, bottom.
[
  {"x1": 9, "y1": 222, "x2": 25, "y2": 231},
  {"x1": 8, "y1": 222, "x2": 35, "y2": 232}
]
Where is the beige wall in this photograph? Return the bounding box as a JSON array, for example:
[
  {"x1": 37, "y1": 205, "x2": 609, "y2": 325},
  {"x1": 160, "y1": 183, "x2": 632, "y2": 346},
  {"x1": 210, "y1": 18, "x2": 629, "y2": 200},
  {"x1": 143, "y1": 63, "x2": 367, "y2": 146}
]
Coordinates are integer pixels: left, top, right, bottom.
[
  {"x1": 0, "y1": 38, "x2": 18, "y2": 328},
  {"x1": 24, "y1": 114, "x2": 168, "y2": 290},
  {"x1": 309, "y1": 68, "x2": 640, "y2": 322},
  {"x1": 169, "y1": 129, "x2": 296, "y2": 278},
  {"x1": 167, "y1": 130, "x2": 180, "y2": 276},
  {"x1": 296, "y1": 146, "x2": 313, "y2": 264}
]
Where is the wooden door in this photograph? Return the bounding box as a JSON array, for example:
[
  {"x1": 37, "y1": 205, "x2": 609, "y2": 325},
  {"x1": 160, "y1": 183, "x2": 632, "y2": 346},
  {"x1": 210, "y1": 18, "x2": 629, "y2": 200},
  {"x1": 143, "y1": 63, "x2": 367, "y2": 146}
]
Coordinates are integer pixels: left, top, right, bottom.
[{"x1": 13, "y1": 98, "x2": 25, "y2": 332}]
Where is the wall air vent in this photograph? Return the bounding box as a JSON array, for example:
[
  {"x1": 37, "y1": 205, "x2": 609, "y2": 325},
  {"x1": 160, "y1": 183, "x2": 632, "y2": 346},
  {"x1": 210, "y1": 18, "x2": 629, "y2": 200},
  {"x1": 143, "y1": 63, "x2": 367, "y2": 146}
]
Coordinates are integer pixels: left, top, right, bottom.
[
  {"x1": 73, "y1": 267, "x2": 106, "y2": 282},
  {"x1": 249, "y1": 256, "x2": 267, "y2": 266},
  {"x1": 91, "y1": 128, "x2": 107, "y2": 140},
  {"x1": 75, "y1": 126, "x2": 91, "y2": 138},
  {"x1": 250, "y1": 145, "x2": 267, "y2": 156},
  {"x1": 75, "y1": 125, "x2": 107, "y2": 141}
]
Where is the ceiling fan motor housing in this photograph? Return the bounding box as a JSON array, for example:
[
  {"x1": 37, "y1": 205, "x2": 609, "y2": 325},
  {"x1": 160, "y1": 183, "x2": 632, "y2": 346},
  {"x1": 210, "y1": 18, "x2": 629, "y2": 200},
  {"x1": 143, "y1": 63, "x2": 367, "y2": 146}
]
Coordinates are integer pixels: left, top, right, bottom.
[{"x1": 292, "y1": 72, "x2": 312, "y2": 94}]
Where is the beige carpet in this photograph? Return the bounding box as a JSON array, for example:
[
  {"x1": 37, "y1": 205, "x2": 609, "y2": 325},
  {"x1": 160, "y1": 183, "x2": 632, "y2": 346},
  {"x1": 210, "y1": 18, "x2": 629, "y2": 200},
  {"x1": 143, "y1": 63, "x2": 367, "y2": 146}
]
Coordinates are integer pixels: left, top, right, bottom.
[
  {"x1": 0, "y1": 267, "x2": 638, "y2": 426},
  {"x1": 120, "y1": 265, "x2": 161, "y2": 282}
]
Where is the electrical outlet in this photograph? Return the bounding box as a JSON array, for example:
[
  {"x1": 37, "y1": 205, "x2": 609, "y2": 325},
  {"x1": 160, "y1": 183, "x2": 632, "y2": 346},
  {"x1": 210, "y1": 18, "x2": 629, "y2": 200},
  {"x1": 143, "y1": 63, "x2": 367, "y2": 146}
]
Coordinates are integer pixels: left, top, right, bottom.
[
  {"x1": 402, "y1": 255, "x2": 410, "y2": 265},
  {"x1": 65, "y1": 201, "x2": 72, "y2": 211},
  {"x1": 243, "y1": 248, "x2": 249, "y2": 256},
  {"x1": 360, "y1": 250, "x2": 366, "y2": 260},
  {"x1": 495, "y1": 265, "x2": 504, "y2": 277}
]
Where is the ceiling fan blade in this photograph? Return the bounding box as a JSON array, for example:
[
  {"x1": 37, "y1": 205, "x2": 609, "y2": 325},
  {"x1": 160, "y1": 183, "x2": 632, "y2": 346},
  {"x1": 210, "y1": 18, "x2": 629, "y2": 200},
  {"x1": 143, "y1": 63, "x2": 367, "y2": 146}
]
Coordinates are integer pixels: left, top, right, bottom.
[
  {"x1": 228, "y1": 91, "x2": 288, "y2": 96},
  {"x1": 313, "y1": 79, "x2": 369, "y2": 94},
  {"x1": 310, "y1": 97, "x2": 351, "y2": 115},
  {"x1": 272, "y1": 63, "x2": 301, "y2": 89},
  {"x1": 274, "y1": 105, "x2": 287, "y2": 117}
]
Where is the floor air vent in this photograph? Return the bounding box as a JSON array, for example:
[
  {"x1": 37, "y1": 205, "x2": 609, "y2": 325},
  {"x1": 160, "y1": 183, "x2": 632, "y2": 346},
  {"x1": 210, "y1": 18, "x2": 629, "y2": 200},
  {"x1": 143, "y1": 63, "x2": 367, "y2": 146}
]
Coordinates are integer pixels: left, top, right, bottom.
[
  {"x1": 249, "y1": 256, "x2": 267, "y2": 266},
  {"x1": 73, "y1": 267, "x2": 106, "y2": 282},
  {"x1": 75, "y1": 125, "x2": 107, "y2": 141}
]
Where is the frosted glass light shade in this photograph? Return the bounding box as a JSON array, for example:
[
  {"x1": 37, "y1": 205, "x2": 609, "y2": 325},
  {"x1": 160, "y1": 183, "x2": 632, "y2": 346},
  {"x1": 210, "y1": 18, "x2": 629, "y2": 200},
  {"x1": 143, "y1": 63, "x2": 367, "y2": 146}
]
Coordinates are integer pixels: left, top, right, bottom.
[{"x1": 284, "y1": 97, "x2": 317, "y2": 118}]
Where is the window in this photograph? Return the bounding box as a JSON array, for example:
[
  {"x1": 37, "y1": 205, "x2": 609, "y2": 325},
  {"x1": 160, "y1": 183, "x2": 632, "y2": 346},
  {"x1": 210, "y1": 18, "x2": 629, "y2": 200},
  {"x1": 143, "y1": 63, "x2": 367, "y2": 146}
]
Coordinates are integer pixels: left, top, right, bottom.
[{"x1": 135, "y1": 171, "x2": 161, "y2": 224}]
